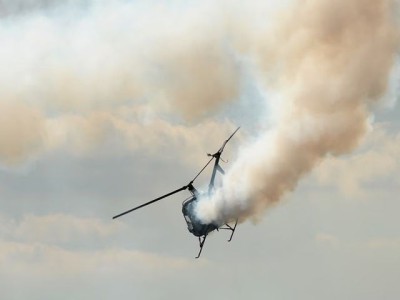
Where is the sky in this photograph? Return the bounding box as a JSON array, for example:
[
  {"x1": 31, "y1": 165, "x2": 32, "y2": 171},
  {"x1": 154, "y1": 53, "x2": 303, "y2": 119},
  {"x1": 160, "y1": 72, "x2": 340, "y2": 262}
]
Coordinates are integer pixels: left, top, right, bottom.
[{"x1": 0, "y1": 0, "x2": 400, "y2": 299}]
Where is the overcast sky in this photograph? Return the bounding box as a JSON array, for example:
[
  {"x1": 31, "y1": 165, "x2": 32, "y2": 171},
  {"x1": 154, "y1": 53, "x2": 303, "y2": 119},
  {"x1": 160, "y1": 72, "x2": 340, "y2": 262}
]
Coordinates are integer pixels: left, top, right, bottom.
[{"x1": 0, "y1": 1, "x2": 399, "y2": 299}]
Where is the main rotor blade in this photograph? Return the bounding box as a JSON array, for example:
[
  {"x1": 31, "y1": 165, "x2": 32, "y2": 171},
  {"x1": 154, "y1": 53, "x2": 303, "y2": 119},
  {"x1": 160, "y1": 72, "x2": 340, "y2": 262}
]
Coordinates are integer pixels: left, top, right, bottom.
[
  {"x1": 219, "y1": 127, "x2": 240, "y2": 153},
  {"x1": 112, "y1": 186, "x2": 188, "y2": 219},
  {"x1": 190, "y1": 156, "x2": 214, "y2": 183}
]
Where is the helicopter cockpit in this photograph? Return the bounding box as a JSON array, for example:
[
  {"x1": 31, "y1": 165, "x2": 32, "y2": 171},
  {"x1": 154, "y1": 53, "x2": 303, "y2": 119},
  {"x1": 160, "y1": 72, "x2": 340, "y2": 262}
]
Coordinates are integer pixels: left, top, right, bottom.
[{"x1": 182, "y1": 195, "x2": 218, "y2": 237}]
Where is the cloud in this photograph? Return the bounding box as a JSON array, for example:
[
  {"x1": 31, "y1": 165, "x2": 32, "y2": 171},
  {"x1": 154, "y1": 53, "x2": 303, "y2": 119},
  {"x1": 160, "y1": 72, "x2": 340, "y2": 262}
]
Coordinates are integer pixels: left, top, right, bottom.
[
  {"x1": 315, "y1": 233, "x2": 340, "y2": 248},
  {"x1": 0, "y1": 102, "x2": 46, "y2": 165},
  {"x1": 0, "y1": 240, "x2": 197, "y2": 274},
  {"x1": 367, "y1": 238, "x2": 400, "y2": 251},
  {"x1": 44, "y1": 111, "x2": 239, "y2": 168},
  {"x1": 0, "y1": 214, "x2": 123, "y2": 245},
  {"x1": 0, "y1": 212, "x2": 206, "y2": 299},
  {"x1": 0, "y1": 0, "x2": 247, "y2": 166},
  {"x1": 0, "y1": 212, "x2": 202, "y2": 295},
  {"x1": 314, "y1": 125, "x2": 400, "y2": 197}
]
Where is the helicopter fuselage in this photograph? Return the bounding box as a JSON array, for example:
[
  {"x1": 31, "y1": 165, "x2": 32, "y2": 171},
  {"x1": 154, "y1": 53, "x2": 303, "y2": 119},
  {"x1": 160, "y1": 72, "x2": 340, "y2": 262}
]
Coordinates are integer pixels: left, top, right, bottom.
[
  {"x1": 182, "y1": 196, "x2": 218, "y2": 237},
  {"x1": 112, "y1": 126, "x2": 240, "y2": 258}
]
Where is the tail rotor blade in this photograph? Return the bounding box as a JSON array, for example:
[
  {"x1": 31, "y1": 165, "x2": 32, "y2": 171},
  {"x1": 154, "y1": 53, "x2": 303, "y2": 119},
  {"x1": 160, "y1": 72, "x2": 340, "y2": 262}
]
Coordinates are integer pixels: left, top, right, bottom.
[{"x1": 113, "y1": 186, "x2": 188, "y2": 219}]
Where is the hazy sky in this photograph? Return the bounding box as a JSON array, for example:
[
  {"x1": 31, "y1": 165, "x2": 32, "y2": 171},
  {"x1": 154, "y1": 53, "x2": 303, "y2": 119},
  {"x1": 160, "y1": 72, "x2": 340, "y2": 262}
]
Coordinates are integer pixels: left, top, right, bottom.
[{"x1": 0, "y1": 1, "x2": 399, "y2": 299}]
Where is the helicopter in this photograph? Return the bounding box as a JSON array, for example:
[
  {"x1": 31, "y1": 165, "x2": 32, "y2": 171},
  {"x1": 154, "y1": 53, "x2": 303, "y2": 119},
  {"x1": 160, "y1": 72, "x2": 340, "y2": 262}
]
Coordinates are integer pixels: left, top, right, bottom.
[{"x1": 113, "y1": 127, "x2": 240, "y2": 258}]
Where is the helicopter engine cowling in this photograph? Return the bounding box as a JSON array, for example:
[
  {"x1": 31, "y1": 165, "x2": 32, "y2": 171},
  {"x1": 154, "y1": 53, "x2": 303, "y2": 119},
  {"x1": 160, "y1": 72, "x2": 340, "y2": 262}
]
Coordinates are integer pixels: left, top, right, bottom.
[{"x1": 182, "y1": 196, "x2": 218, "y2": 237}]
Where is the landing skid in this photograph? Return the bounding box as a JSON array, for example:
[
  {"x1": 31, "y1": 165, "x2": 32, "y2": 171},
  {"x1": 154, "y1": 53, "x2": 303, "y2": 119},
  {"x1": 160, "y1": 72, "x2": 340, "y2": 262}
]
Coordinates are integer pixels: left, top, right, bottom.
[
  {"x1": 195, "y1": 220, "x2": 238, "y2": 258},
  {"x1": 219, "y1": 219, "x2": 238, "y2": 242},
  {"x1": 195, "y1": 235, "x2": 207, "y2": 259}
]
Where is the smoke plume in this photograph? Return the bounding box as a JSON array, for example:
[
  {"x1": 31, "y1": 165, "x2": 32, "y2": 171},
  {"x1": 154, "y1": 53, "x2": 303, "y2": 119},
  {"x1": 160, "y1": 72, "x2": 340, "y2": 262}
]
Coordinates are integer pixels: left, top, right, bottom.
[
  {"x1": 0, "y1": 0, "x2": 399, "y2": 225},
  {"x1": 196, "y1": 0, "x2": 400, "y2": 225}
]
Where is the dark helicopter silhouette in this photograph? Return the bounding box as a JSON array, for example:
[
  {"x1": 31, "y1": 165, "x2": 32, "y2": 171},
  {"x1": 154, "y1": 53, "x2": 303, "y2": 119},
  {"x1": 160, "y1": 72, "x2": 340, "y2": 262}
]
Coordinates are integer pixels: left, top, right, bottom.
[{"x1": 113, "y1": 127, "x2": 240, "y2": 258}]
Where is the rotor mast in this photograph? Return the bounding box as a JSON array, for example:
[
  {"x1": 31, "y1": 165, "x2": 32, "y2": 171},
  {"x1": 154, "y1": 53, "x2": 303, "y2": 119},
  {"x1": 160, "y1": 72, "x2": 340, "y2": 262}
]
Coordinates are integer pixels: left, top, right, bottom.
[{"x1": 208, "y1": 126, "x2": 240, "y2": 194}]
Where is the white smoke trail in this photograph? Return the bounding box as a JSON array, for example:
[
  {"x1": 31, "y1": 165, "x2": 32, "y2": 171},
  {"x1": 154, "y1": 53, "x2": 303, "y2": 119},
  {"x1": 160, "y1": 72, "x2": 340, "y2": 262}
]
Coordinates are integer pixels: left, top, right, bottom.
[
  {"x1": 0, "y1": 0, "x2": 399, "y2": 223},
  {"x1": 196, "y1": 0, "x2": 400, "y2": 225}
]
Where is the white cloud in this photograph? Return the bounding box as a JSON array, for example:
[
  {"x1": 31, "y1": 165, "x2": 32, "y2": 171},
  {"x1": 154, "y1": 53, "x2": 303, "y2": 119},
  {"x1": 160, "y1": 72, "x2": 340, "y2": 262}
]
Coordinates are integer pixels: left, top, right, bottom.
[
  {"x1": 314, "y1": 124, "x2": 400, "y2": 198},
  {"x1": 0, "y1": 240, "x2": 198, "y2": 274},
  {"x1": 45, "y1": 112, "x2": 238, "y2": 167},
  {"x1": 367, "y1": 238, "x2": 400, "y2": 251},
  {"x1": 0, "y1": 213, "x2": 205, "y2": 299},
  {"x1": 12, "y1": 214, "x2": 122, "y2": 244},
  {"x1": 315, "y1": 233, "x2": 340, "y2": 248},
  {"x1": 0, "y1": 239, "x2": 205, "y2": 300}
]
